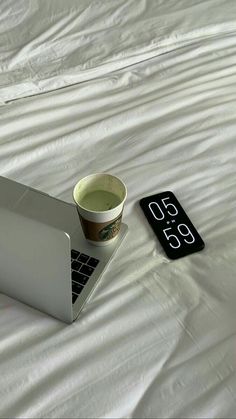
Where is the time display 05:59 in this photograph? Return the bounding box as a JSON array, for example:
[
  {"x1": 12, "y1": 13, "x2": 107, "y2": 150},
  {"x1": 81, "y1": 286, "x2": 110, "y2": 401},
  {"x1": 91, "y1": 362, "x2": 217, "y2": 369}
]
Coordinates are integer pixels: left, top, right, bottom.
[{"x1": 140, "y1": 191, "x2": 205, "y2": 259}]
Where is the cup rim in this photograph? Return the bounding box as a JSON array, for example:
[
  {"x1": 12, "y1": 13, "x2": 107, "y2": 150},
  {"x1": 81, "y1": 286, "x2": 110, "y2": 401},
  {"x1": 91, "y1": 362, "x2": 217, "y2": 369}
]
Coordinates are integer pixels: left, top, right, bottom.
[{"x1": 73, "y1": 173, "x2": 127, "y2": 214}]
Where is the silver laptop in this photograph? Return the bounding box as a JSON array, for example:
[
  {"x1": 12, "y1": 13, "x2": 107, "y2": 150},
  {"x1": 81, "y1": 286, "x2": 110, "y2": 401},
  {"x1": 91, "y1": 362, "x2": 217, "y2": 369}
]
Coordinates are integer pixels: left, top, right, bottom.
[{"x1": 0, "y1": 176, "x2": 128, "y2": 323}]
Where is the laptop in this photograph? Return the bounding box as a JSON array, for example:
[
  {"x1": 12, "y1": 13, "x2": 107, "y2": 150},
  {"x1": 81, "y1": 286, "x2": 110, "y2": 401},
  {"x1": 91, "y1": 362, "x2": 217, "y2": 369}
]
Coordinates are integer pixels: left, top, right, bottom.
[{"x1": 0, "y1": 176, "x2": 128, "y2": 323}]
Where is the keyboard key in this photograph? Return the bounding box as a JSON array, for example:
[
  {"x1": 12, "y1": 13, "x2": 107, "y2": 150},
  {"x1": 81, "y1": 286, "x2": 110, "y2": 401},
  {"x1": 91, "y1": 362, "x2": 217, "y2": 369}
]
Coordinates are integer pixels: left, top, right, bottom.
[
  {"x1": 72, "y1": 271, "x2": 82, "y2": 282},
  {"x1": 72, "y1": 282, "x2": 84, "y2": 295},
  {"x1": 87, "y1": 257, "x2": 99, "y2": 268},
  {"x1": 80, "y1": 264, "x2": 94, "y2": 276},
  {"x1": 78, "y1": 253, "x2": 90, "y2": 263},
  {"x1": 71, "y1": 249, "x2": 80, "y2": 259},
  {"x1": 72, "y1": 293, "x2": 78, "y2": 304},
  {"x1": 72, "y1": 272, "x2": 89, "y2": 286},
  {"x1": 71, "y1": 260, "x2": 82, "y2": 271}
]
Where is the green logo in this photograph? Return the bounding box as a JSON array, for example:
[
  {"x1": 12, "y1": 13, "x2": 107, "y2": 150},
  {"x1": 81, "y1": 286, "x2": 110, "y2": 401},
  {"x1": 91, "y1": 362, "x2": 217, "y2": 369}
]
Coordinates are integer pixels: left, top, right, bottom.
[{"x1": 99, "y1": 216, "x2": 122, "y2": 241}]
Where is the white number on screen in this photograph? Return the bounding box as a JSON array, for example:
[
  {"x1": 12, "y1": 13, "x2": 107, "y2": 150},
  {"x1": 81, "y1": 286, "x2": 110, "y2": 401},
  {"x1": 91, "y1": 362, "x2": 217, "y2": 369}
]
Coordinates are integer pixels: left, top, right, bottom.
[
  {"x1": 177, "y1": 224, "x2": 195, "y2": 244},
  {"x1": 161, "y1": 197, "x2": 178, "y2": 216},
  {"x1": 149, "y1": 202, "x2": 165, "y2": 220},
  {"x1": 163, "y1": 228, "x2": 181, "y2": 249}
]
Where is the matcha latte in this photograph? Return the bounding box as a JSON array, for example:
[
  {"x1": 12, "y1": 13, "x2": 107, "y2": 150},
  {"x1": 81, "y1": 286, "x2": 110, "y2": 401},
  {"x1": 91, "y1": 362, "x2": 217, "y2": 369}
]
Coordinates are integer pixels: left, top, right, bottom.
[{"x1": 80, "y1": 190, "x2": 121, "y2": 211}]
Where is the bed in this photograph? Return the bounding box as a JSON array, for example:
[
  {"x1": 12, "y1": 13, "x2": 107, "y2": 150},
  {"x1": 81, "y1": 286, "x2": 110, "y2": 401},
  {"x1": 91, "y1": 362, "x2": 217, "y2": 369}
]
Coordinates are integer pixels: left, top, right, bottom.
[{"x1": 0, "y1": 0, "x2": 236, "y2": 417}]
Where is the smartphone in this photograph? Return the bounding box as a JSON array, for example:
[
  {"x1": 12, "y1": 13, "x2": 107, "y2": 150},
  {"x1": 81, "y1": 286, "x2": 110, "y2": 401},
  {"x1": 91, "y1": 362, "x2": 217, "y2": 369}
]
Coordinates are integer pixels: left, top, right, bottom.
[{"x1": 139, "y1": 191, "x2": 205, "y2": 260}]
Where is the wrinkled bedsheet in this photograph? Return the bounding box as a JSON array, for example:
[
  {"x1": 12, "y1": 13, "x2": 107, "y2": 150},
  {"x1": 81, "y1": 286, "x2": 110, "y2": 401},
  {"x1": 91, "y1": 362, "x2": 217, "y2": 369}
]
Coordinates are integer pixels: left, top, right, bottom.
[{"x1": 0, "y1": 1, "x2": 236, "y2": 418}]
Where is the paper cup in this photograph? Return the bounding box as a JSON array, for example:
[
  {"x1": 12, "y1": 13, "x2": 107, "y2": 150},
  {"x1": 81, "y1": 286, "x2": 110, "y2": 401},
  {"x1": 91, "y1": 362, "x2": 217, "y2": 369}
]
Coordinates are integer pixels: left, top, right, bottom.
[{"x1": 73, "y1": 173, "x2": 127, "y2": 246}]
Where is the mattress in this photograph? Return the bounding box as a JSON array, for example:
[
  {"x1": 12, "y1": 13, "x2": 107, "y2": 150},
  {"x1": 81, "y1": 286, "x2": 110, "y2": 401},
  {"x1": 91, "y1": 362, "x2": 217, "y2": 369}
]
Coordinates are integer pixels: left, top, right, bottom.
[{"x1": 0, "y1": 1, "x2": 236, "y2": 417}]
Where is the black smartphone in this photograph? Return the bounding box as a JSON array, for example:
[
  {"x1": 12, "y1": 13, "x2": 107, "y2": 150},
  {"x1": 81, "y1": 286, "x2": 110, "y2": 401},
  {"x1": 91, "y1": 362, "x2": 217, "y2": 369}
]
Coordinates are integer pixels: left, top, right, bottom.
[{"x1": 139, "y1": 191, "x2": 205, "y2": 260}]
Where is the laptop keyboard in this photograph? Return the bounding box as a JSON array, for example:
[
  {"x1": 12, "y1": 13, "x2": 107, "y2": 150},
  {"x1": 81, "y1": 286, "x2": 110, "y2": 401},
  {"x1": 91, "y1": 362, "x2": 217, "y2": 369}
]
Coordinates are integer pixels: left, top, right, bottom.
[{"x1": 71, "y1": 249, "x2": 100, "y2": 304}]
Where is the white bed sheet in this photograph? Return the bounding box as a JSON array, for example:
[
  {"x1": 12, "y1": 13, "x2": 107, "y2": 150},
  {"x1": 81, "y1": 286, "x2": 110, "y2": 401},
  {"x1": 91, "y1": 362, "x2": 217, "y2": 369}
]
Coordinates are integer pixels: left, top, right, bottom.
[
  {"x1": 1, "y1": 0, "x2": 236, "y2": 102},
  {"x1": 0, "y1": 1, "x2": 236, "y2": 418}
]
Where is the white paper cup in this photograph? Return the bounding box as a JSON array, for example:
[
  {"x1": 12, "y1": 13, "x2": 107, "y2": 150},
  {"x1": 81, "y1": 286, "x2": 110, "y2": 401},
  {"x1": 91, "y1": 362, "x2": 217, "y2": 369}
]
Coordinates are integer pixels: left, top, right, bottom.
[{"x1": 73, "y1": 173, "x2": 127, "y2": 246}]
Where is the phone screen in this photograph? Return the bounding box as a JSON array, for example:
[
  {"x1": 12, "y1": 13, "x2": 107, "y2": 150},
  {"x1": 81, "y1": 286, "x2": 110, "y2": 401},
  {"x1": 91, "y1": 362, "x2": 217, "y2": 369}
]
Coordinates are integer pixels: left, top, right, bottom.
[{"x1": 140, "y1": 191, "x2": 205, "y2": 259}]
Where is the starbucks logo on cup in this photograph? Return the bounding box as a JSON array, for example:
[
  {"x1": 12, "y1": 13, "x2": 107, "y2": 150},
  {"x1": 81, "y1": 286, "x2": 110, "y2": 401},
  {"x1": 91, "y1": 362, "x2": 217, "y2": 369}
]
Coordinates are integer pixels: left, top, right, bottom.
[{"x1": 99, "y1": 215, "x2": 122, "y2": 241}]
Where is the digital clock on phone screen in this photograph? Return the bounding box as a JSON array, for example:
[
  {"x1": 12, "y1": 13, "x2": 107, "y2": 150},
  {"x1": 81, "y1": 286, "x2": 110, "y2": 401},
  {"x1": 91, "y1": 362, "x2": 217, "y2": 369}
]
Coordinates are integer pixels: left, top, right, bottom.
[{"x1": 140, "y1": 191, "x2": 205, "y2": 259}]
